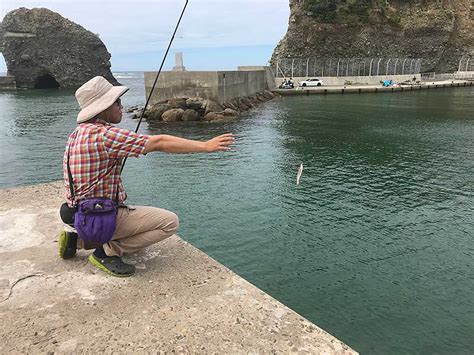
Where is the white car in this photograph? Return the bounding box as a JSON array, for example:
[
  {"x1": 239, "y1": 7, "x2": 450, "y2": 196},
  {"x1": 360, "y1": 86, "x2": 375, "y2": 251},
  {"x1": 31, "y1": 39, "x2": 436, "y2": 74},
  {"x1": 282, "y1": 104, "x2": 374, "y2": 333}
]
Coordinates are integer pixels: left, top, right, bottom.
[{"x1": 299, "y1": 78, "x2": 323, "y2": 87}]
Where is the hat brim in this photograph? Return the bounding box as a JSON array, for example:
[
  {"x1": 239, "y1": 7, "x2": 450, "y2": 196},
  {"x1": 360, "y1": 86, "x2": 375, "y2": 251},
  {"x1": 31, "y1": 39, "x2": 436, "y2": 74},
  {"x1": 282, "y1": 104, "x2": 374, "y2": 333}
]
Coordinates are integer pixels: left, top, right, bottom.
[{"x1": 77, "y1": 86, "x2": 129, "y2": 123}]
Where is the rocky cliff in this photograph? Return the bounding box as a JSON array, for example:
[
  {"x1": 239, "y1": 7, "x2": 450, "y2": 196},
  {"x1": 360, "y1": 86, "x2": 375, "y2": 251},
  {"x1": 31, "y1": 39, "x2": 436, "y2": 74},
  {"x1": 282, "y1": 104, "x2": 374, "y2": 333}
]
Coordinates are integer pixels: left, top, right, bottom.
[
  {"x1": 0, "y1": 8, "x2": 118, "y2": 89},
  {"x1": 272, "y1": 0, "x2": 473, "y2": 73}
]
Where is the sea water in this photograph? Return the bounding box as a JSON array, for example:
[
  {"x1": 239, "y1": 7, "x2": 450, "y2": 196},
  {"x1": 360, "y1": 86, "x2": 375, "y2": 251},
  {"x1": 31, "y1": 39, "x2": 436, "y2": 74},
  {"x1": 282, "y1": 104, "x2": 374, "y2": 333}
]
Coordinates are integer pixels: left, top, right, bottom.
[{"x1": 1, "y1": 72, "x2": 473, "y2": 353}]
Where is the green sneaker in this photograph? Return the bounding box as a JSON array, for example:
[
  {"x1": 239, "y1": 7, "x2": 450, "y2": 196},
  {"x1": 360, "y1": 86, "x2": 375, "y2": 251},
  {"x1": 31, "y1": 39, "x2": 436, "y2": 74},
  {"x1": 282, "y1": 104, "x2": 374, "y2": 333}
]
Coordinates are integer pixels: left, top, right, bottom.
[
  {"x1": 58, "y1": 230, "x2": 77, "y2": 259},
  {"x1": 88, "y1": 254, "x2": 135, "y2": 277}
]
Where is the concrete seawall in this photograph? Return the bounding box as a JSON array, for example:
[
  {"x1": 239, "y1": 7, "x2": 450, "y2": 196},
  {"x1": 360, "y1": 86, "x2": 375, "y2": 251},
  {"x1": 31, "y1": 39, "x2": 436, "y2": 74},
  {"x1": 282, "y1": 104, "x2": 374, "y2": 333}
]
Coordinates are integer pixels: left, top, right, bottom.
[
  {"x1": 275, "y1": 80, "x2": 473, "y2": 96},
  {"x1": 276, "y1": 74, "x2": 422, "y2": 87},
  {"x1": 0, "y1": 75, "x2": 16, "y2": 90},
  {"x1": 0, "y1": 182, "x2": 357, "y2": 354},
  {"x1": 144, "y1": 69, "x2": 270, "y2": 105}
]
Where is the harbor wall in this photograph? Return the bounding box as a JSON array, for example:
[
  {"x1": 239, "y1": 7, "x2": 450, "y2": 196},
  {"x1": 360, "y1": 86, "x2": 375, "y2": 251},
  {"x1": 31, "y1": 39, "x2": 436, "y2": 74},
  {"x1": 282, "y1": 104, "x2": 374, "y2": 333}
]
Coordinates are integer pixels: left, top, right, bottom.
[
  {"x1": 144, "y1": 69, "x2": 270, "y2": 105},
  {"x1": 238, "y1": 66, "x2": 277, "y2": 90},
  {"x1": 276, "y1": 74, "x2": 422, "y2": 87},
  {"x1": 0, "y1": 75, "x2": 16, "y2": 90},
  {"x1": 217, "y1": 70, "x2": 267, "y2": 104},
  {"x1": 275, "y1": 80, "x2": 473, "y2": 96},
  {"x1": 144, "y1": 71, "x2": 219, "y2": 105}
]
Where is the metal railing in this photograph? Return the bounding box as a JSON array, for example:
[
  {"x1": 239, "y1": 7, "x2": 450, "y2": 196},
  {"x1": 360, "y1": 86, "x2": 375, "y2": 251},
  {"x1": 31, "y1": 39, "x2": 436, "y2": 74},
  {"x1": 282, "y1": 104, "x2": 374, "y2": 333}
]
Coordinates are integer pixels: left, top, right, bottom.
[
  {"x1": 421, "y1": 72, "x2": 455, "y2": 81},
  {"x1": 455, "y1": 72, "x2": 474, "y2": 80},
  {"x1": 421, "y1": 72, "x2": 474, "y2": 81},
  {"x1": 274, "y1": 58, "x2": 423, "y2": 78},
  {"x1": 458, "y1": 56, "x2": 473, "y2": 72}
]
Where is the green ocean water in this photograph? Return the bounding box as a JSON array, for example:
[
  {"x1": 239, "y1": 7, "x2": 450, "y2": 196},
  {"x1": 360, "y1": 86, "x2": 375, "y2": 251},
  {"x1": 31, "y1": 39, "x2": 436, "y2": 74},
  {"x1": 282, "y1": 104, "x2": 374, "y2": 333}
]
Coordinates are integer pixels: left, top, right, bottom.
[{"x1": 0, "y1": 73, "x2": 473, "y2": 353}]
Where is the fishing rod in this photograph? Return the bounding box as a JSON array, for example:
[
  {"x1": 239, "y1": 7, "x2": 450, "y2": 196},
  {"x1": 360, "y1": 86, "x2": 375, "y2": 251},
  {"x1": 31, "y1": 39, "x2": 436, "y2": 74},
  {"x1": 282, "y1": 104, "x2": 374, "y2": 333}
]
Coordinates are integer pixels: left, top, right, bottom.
[{"x1": 120, "y1": 0, "x2": 189, "y2": 174}]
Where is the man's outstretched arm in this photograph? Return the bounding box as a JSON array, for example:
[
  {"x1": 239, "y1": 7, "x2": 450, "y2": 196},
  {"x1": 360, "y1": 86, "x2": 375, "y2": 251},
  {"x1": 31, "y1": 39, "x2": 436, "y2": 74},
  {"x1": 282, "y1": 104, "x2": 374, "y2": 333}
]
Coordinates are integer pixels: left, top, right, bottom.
[{"x1": 143, "y1": 133, "x2": 235, "y2": 154}]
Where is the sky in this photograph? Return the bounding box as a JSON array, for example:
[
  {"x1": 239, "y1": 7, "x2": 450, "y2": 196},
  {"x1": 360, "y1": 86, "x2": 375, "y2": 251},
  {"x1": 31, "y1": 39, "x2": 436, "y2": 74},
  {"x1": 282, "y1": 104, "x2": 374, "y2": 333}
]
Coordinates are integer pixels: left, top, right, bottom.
[{"x1": 0, "y1": 0, "x2": 290, "y2": 72}]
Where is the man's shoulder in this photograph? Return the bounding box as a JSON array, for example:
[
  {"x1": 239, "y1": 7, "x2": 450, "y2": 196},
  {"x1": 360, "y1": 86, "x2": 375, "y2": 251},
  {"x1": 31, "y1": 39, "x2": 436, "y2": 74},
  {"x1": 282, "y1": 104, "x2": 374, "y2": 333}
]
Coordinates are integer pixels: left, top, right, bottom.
[
  {"x1": 75, "y1": 122, "x2": 141, "y2": 145},
  {"x1": 103, "y1": 125, "x2": 139, "y2": 140}
]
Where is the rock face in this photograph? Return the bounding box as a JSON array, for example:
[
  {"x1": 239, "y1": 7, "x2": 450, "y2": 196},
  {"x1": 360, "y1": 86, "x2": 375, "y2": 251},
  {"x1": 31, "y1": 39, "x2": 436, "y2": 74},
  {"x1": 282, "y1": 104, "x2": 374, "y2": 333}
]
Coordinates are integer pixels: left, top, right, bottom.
[
  {"x1": 0, "y1": 7, "x2": 118, "y2": 89},
  {"x1": 272, "y1": 0, "x2": 473, "y2": 73}
]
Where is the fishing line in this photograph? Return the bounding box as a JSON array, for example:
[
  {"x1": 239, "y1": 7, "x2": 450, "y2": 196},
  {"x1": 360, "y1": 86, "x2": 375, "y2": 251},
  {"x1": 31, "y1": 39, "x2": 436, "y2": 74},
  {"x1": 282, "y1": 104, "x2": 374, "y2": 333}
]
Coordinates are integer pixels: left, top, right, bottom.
[{"x1": 120, "y1": 0, "x2": 189, "y2": 174}]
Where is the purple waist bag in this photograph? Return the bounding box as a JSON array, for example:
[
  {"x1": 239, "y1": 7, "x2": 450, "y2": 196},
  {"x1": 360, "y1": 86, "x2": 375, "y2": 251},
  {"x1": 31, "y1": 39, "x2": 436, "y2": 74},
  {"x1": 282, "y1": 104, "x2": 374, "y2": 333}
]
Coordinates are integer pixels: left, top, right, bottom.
[{"x1": 74, "y1": 198, "x2": 117, "y2": 244}]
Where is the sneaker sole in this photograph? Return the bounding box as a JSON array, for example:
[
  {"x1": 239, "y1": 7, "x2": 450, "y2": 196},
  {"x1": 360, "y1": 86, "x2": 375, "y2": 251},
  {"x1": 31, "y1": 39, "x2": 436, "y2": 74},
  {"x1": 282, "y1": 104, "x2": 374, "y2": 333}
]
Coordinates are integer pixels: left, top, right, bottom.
[{"x1": 88, "y1": 254, "x2": 134, "y2": 278}]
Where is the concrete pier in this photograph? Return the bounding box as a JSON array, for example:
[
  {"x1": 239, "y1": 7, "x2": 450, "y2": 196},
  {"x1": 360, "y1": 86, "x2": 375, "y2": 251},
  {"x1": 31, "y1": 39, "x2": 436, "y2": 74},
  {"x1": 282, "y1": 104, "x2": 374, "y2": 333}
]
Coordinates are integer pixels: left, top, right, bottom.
[
  {"x1": 144, "y1": 69, "x2": 271, "y2": 105},
  {"x1": 0, "y1": 75, "x2": 16, "y2": 90},
  {"x1": 275, "y1": 80, "x2": 473, "y2": 96},
  {"x1": 0, "y1": 182, "x2": 357, "y2": 354}
]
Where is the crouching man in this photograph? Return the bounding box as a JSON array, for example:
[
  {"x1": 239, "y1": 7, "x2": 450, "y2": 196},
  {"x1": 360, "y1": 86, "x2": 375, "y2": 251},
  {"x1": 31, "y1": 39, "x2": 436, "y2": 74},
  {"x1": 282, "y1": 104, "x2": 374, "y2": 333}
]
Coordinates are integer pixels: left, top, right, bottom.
[{"x1": 59, "y1": 76, "x2": 234, "y2": 277}]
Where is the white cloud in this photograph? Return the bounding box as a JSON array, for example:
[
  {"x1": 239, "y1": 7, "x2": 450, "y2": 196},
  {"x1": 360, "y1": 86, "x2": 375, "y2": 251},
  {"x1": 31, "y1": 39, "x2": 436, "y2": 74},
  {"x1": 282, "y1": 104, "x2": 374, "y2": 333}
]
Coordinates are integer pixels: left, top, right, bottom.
[{"x1": 1, "y1": 0, "x2": 290, "y2": 54}]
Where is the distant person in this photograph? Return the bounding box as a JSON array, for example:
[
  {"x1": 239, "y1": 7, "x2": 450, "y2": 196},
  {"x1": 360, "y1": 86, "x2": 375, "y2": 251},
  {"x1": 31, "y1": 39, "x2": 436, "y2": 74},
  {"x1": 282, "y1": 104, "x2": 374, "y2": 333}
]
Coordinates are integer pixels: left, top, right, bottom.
[{"x1": 59, "y1": 76, "x2": 235, "y2": 277}]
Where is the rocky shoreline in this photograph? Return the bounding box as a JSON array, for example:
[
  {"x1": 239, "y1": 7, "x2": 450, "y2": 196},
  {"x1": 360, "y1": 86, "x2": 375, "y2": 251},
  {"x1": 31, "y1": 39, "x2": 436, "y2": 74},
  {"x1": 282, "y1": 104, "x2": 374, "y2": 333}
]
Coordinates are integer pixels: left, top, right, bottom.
[{"x1": 126, "y1": 91, "x2": 278, "y2": 123}]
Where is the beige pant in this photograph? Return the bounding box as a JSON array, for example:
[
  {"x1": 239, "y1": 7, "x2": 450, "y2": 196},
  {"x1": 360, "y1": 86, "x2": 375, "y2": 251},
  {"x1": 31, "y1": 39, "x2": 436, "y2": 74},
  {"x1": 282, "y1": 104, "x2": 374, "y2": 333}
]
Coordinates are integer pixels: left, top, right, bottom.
[{"x1": 77, "y1": 205, "x2": 179, "y2": 257}]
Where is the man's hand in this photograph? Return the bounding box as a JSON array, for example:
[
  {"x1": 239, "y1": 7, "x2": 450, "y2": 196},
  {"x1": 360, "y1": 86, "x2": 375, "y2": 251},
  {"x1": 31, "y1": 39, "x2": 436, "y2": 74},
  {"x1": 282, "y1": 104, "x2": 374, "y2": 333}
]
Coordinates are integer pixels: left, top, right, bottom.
[{"x1": 204, "y1": 133, "x2": 235, "y2": 152}]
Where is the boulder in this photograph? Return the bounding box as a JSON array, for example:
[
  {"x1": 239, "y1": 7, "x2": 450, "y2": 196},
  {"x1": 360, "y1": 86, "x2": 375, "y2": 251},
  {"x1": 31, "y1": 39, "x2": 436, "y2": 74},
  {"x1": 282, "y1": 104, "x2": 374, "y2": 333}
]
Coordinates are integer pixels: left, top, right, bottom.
[
  {"x1": 241, "y1": 97, "x2": 255, "y2": 108},
  {"x1": 204, "y1": 100, "x2": 223, "y2": 115},
  {"x1": 162, "y1": 108, "x2": 184, "y2": 122},
  {"x1": 264, "y1": 91, "x2": 275, "y2": 99},
  {"x1": 167, "y1": 98, "x2": 187, "y2": 110},
  {"x1": 256, "y1": 93, "x2": 268, "y2": 102},
  {"x1": 186, "y1": 97, "x2": 206, "y2": 111},
  {"x1": 182, "y1": 109, "x2": 202, "y2": 122},
  {"x1": 248, "y1": 95, "x2": 260, "y2": 106},
  {"x1": 223, "y1": 108, "x2": 239, "y2": 117},
  {"x1": 222, "y1": 101, "x2": 239, "y2": 111},
  {"x1": 0, "y1": 7, "x2": 118, "y2": 89},
  {"x1": 126, "y1": 105, "x2": 139, "y2": 113},
  {"x1": 146, "y1": 103, "x2": 172, "y2": 120},
  {"x1": 204, "y1": 112, "x2": 226, "y2": 122},
  {"x1": 237, "y1": 102, "x2": 250, "y2": 111}
]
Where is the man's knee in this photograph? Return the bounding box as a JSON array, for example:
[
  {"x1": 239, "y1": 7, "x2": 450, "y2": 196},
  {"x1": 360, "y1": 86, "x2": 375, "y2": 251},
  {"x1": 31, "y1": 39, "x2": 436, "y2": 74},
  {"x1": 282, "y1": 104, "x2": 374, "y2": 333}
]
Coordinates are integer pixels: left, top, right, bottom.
[{"x1": 163, "y1": 211, "x2": 179, "y2": 234}]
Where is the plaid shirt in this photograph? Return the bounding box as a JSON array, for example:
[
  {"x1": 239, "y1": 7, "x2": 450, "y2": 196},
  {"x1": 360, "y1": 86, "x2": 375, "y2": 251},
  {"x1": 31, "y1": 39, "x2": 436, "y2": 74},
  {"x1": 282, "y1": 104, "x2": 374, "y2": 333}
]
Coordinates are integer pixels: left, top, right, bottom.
[{"x1": 63, "y1": 119, "x2": 150, "y2": 207}]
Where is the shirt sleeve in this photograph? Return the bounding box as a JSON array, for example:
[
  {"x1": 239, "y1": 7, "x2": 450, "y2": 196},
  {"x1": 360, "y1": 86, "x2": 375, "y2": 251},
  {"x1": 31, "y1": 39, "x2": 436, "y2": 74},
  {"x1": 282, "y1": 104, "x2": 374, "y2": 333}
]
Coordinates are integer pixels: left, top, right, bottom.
[{"x1": 101, "y1": 126, "x2": 150, "y2": 159}]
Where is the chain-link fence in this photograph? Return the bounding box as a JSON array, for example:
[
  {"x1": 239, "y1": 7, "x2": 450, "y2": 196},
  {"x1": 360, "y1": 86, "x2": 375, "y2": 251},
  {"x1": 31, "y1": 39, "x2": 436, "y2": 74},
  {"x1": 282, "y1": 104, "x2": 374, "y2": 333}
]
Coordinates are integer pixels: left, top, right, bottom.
[
  {"x1": 458, "y1": 56, "x2": 473, "y2": 72},
  {"x1": 274, "y1": 58, "x2": 422, "y2": 78}
]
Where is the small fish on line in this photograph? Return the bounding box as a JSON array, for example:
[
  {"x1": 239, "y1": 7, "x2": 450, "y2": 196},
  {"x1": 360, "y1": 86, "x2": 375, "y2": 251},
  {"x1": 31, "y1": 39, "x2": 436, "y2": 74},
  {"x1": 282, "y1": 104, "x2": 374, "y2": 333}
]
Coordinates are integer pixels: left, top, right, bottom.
[{"x1": 296, "y1": 163, "x2": 304, "y2": 185}]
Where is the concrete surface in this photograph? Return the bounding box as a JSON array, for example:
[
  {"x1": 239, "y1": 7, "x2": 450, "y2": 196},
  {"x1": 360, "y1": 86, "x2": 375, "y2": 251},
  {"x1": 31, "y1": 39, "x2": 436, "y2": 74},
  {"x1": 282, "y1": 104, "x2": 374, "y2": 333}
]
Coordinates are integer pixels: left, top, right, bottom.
[
  {"x1": 238, "y1": 66, "x2": 277, "y2": 90},
  {"x1": 217, "y1": 70, "x2": 267, "y2": 103},
  {"x1": 144, "y1": 71, "x2": 219, "y2": 105},
  {"x1": 275, "y1": 80, "x2": 473, "y2": 96},
  {"x1": 0, "y1": 75, "x2": 16, "y2": 90},
  {"x1": 0, "y1": 182, "x2": 357, "y2": 354},
  {"x1": 144, "y1": 70, "x2": 269, "y2": 105}
]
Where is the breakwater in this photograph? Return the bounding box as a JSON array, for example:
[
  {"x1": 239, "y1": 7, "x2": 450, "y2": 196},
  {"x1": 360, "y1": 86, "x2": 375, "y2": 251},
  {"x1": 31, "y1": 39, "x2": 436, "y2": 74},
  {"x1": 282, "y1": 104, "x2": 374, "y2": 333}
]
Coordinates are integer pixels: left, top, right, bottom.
[
  {"x1": 275, "y1": 80, "x2": 473, "y2": 96},
  {"x1": 0, "y1": 182, "x2": 357, "y2": 354},
  {"x1": 144, "y1": 68, "x2": 273, "y2": 105},
  {"x1": 0, "y1": 75, "x2": 16, "y2": 90}
]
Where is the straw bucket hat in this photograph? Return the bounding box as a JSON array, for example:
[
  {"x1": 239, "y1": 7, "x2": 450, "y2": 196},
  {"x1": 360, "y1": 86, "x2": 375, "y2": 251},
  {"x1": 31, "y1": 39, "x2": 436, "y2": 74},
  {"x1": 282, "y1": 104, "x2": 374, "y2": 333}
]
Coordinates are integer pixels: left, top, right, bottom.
[{"x1": 75, "y1": 76, "x2": 129, "y2": 123}]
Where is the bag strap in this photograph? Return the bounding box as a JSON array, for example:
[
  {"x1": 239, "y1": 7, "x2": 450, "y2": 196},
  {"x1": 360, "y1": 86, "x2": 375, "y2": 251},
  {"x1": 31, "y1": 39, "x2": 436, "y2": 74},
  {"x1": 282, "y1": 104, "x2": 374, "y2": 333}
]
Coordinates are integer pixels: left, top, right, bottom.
[
  {"x1": 66, "y1": 130, "x2": 78, "y2": 205},
  {"x1": 114, "y1": 162, "x2": 121, "y2": 204},
  {"x1": 66, "y1": 146, "x2": 76, "y2": 202}
]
